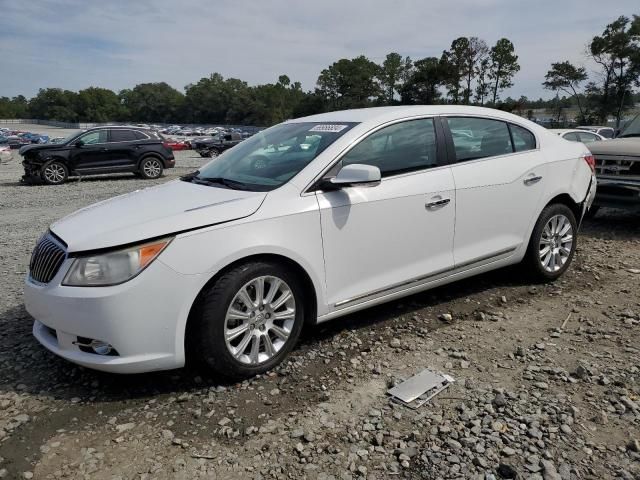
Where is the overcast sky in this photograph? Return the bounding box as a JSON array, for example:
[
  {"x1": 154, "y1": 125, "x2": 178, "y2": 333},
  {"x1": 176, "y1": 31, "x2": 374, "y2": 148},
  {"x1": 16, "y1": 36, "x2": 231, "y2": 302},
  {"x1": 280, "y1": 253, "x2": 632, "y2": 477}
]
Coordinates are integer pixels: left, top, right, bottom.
[{"x1": 1, "y1": 0, "x2": 638, "y2": 100}]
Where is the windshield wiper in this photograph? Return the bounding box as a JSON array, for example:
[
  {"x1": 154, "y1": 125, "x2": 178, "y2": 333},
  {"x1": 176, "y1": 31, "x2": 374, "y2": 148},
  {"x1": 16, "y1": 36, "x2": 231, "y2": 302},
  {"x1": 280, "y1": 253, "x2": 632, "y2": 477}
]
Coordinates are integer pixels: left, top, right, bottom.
[{"x1": 192, "y1": 176, "x2": 252, "y2": 190}]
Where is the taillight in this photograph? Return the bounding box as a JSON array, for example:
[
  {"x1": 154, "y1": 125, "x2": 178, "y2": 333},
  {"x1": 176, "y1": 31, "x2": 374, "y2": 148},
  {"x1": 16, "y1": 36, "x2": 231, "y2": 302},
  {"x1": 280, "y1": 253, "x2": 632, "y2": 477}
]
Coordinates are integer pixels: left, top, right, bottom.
[
  {"x1": 583, "y1": 154, "x2": 595, "y2": 173},
  {"x1": 162, "y1": 142, "x2": 171, "y2": 150}
]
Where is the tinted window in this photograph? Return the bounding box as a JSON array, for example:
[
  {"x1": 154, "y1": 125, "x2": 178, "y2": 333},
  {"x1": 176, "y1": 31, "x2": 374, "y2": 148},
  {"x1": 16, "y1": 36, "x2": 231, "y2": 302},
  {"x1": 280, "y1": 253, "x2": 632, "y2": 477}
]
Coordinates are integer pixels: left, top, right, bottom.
[
  {"x1": 598, "y1": 129, "x2": 614, "y2": 139},
  {"x1": 110, "y1": 129, "x2": 137, "y2": 142},
  {"x1": 577, "y1": 132, "x2": 600, "y2": 144},
  {"x1": 78, "y1": 130, "x2": 107, "y2": 145},
  {"x1": 341, "y1": 119, "x2": 437, "y2": 177},
  {"x1": 133, "y1": 130, "x2": 149, "y2": 140},
  {"x1": 510, "y1": 124, "x2": 536, "y2": 151},
  {"x1": 447, "y1": 117, "x2": 512, "y2": 162},
  {"x1": 563, "y1": 132, "x2": 580, "y2": 142}
]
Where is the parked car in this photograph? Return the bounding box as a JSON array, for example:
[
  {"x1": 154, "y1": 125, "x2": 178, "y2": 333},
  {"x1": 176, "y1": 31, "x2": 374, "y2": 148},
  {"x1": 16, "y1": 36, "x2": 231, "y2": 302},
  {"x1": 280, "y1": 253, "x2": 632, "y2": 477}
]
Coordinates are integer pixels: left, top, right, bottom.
[
  {"x1": 193, "y1": 131, "x2": 243, "y2": 157},
  {"x1": 576, "y1": 126, "x2": 615, "y2": 139},
  {"x1": 20, "y1": 126, "x2": 175, "y2": 185},
  {"x1": 549, "y1": 129, "x2": 606, "y2": 144},
  {"x1": 165, "y1": 138, "x2": 190, "y2": 151},
  {"x1": 24, "y1": 106, "x2": 595, "y2": 378},
  {"x1": 585, "y1": 114, "x2": 640, "y2": 215},
  {"x1": 0, "y1": 144, "x2": 13, "y2": 164}
]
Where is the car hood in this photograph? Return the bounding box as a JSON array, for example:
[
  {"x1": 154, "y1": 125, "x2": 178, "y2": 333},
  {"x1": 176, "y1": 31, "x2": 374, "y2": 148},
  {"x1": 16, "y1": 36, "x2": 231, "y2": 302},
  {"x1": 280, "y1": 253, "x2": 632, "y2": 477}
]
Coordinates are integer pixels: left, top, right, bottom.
[
  {"x1": 50, "y1": 180, "x2": 267, "y2": 253},
  {"x1": 587, "y1": 137, "x2": 640, "y2": 157},
  {"x1": 19, "y1": 143, "x2": 64, "y2": 156}
]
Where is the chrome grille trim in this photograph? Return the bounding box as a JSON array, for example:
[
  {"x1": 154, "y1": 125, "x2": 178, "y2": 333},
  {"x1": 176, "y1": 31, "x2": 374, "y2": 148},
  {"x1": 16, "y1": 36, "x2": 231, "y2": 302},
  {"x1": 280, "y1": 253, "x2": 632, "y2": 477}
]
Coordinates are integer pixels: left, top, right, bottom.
[
  {"x1": 29, "y1": 234, "x2": 67, "y2": 284},
  {"x1": 594, "y1": 154, "x2": 640, "y2": 179}
]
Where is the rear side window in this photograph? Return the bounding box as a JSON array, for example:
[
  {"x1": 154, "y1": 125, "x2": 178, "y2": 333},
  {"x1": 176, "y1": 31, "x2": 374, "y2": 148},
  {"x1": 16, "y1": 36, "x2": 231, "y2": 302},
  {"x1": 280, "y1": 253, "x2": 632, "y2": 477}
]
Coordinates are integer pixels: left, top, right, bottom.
[
  {"x1": 510, "y1": 124, "x2": 536, "y2": 152},
  {"x1": 577, "y1": 132, "x2": 600, "y2": 144},
  {"x1": 447, "y1": 117, "x2": 512, "y2": 162},
  {"x1": 341, "y1": 118, "x2": 438, "y2": 177},
  {"x1": 598, "y1": 129, "x2": 614, "y2": 139},
  {"x1": 109, "y1": 129, "x2": 137, "y2": 142}
]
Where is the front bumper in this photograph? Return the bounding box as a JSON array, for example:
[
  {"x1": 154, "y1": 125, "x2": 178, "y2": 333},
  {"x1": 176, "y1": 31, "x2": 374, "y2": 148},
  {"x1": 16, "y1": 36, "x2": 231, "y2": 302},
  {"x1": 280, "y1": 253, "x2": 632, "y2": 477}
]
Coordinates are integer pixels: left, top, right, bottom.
[
  {"x1": 25, "y1": 257, "x2": 202, "y2": 374},
  {"x1": 592, "y1": 177, "x2": 640, "y2": 209}
]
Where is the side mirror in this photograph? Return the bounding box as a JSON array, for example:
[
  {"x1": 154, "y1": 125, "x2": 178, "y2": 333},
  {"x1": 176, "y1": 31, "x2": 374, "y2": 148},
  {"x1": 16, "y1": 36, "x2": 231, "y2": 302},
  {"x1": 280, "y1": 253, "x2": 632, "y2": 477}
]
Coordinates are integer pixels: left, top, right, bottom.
[
  {"x1": 74, "y1": 140, "x2": 84, "y2": 148},
  {"x1": 322, "y1": 164, "x2": 381, "y2": 190}
]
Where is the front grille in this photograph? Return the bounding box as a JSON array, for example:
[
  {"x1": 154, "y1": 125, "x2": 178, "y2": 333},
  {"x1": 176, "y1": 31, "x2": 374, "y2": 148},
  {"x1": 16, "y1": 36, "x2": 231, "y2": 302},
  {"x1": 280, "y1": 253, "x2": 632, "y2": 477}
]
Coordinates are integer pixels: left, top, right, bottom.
[
  {"x1": 594, "y1": 155, "x2": 640, "y2": 178},
  {"x1": 29, "y1": 234, "x2": 67, "y2": 284}
]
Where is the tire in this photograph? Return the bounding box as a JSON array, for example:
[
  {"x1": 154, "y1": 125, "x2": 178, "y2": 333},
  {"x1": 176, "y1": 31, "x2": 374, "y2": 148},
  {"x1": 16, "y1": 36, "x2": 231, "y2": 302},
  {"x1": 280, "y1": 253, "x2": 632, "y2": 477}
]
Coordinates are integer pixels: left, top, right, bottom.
[
  {"x1": 40, "y1": 160, "x2": 68, "y2": 185},
  {"x1": 523, "y1": 203, "x2": 578, "y2": 282},
  {"x1": 190, "y1": 261, "x2": 305, "y2": 379},
  {"x1": 139, "y1": 157, "x2": 164, "y2": 179}
]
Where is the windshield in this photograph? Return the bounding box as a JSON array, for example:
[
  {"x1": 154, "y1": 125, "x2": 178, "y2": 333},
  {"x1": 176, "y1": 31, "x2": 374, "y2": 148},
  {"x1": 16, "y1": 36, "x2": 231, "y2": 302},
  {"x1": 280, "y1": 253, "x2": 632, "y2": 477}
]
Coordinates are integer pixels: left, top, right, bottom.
[
  {"x1": 189, "y1": 122, "x2": 357, "y2": 191},
  {"x1": 619, "y1": 115, "x2": 640, "y2": 138},
  {"x1": 62, "y1": 130, "x2": 84, "y2": 144}
]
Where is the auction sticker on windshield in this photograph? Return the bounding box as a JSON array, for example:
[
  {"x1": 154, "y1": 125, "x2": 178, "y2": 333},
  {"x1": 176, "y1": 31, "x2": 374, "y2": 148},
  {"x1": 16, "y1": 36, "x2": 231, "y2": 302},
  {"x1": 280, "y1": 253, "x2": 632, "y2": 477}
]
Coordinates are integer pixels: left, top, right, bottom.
[{"x1": 309, "y1": 124, "x2": 349, "y2": 133}]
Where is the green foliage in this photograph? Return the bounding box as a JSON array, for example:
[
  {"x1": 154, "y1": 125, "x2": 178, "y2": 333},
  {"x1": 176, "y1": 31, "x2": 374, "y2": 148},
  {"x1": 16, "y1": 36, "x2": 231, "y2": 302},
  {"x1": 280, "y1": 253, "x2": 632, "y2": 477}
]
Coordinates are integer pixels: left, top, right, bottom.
[
  {"x1": 119, "y1": 82, "x2": 184, "y2": 123},
  {"x1": 316, "y1": 56, "x2": 382, "y2": 110},
  {"x1": 400, "y1": 57, "x2": 445, "y2": 105},
  {"x1": 488, "y1": 39, "x2": 520, "y2": 104}
]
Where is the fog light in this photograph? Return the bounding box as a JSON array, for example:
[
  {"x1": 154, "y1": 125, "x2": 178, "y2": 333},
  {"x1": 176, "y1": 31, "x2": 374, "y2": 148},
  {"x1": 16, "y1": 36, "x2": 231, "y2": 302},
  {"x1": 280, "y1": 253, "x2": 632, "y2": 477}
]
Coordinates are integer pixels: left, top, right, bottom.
[{"x1": 90, "y1": 340, "x2": 113, "y2": 355}]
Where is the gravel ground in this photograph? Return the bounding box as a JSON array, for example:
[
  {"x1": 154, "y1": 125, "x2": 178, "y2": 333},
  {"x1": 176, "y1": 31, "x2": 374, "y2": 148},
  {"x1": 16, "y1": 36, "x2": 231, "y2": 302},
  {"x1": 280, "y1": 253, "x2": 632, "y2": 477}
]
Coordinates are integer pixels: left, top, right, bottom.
[{"x1": 1, "y1": 125, "x2": 640, "y2": 480}]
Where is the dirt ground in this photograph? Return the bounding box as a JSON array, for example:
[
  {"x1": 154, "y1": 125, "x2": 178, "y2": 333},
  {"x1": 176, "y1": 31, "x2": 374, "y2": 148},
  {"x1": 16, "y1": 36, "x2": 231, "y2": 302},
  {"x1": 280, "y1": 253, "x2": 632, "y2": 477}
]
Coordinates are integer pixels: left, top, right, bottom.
[{"x1": 0, "y1": 125, "x2": 639, "y2": 480}]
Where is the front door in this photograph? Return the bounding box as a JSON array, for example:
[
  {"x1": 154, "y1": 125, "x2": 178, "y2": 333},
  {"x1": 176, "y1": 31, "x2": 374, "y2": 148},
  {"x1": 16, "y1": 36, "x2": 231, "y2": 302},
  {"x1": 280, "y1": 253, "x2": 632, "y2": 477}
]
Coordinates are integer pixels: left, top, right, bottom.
[
  {"x1": 315, "y1": 117, "x2": 456, "y2": 309},
  {"x1": 69, "y1": 129, "x2": 110, "y2": 172}
]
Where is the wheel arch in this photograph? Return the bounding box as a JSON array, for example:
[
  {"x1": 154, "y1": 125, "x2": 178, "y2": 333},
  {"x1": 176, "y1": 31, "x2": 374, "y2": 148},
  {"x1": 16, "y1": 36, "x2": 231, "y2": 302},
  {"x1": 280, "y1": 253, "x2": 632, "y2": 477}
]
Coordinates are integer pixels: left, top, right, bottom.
[
  {"x1": 183, "y1": 253, "x2": 319, "y2": 361},
  {"x1": 543, "y1": 193, "x2": 582, "y2": 222},
  {"x1": 138, "y1": 152, "x2": 167, "y2": 168}
]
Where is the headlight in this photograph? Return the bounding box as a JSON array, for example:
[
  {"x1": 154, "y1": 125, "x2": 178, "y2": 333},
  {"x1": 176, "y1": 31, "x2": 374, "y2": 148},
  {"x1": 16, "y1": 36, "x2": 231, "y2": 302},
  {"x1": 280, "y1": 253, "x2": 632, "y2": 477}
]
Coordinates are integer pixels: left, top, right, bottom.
[{"x1": 62, "y1": 238, "x2": 172, "y2": 286}]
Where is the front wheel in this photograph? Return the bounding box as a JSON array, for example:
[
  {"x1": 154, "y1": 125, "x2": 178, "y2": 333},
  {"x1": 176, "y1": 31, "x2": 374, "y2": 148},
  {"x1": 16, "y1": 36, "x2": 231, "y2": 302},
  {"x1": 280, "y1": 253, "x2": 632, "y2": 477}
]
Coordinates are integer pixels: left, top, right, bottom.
[
  {"x1": 523, "y1": 204, "x2": 577, "y2": 282},
  {"x1": 41, "y1": 160, "x2": 68, "y2": 185},
  {"x1": 139, "y1": 157, "x2": 163, "y2": 179},
  {"x1": 190, "y1": 262, "x2": 305, "y2": 379}
]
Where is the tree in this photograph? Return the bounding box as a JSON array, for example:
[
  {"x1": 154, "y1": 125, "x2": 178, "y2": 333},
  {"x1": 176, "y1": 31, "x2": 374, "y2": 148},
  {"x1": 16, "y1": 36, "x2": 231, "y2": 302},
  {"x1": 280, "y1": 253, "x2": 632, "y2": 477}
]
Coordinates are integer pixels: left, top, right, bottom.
[
  {"x1": 316, "y1": 56, "x2": 381, "y2": 110},
  {"x1": 378, "y1": 52, "x2": 408, "y2": 104},
  {"x1": 488, "y1": 39, "x2": 520, "y2": 104},
  {"x1": 120, "y1": 82, "x2": 184, "y2": 123},
  {"x1": 462, "y1": 37, "x2": 488, "y2": 104},
  {"x1": 475, "y1": 57, "x2": 491, "y2": 105},
  {"x1": 400, "y1": 57, "x2": 445, "y2": 104},
  {"x1": 588, "y1": 15, "x2": 640, "y2": 127},
  {"x1": 28, "y1": 88, "x2": 79, "y2": 122},
  {"x1": 441, "y1": 37, "x2": 469, "y2": 103},
  {"x1": 76, "y1": 87, "x2": 122, "y2": 122},
  {"x1": 543, "y1": 61, "x2": 588, "y2": 120}
]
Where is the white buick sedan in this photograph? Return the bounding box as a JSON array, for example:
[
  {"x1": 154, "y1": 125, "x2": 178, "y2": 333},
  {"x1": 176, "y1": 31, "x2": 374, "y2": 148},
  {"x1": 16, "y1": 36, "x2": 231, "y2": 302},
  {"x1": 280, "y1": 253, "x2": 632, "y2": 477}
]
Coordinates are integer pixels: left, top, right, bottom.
[{"x1": 25, "y1": 106, "x2": 596, "y2": 378}]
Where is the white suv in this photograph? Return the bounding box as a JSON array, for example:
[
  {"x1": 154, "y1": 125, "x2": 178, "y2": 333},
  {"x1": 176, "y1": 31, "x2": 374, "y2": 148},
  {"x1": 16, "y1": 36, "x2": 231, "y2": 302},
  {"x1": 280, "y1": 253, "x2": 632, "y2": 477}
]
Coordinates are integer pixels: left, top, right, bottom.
[{"x1": 24, "y1": 106, "x2": 597, "y2": 379}]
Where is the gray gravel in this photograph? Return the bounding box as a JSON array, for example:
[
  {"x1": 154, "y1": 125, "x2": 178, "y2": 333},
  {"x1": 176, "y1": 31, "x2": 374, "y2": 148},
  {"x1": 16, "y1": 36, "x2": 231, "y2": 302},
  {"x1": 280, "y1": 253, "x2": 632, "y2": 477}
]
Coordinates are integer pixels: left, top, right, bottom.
[{"x1": 1, "y1": 124, "x2": 640, "y2": 479}]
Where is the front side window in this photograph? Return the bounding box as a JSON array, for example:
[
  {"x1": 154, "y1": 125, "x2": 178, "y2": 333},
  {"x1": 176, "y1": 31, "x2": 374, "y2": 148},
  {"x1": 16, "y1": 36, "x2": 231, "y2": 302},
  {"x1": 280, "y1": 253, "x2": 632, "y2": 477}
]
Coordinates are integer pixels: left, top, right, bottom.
[
  {"x1": 447, "y1": 117, "x2": 512, "y2": 162},
  {"x1": 563, "y1": 132, "x2": 580, "y2": 142},
  {"x1": 78, "y1": 130, "x2": 107, "y2": 145},
  {"x1": 510, "y1": 124, "x2": 536, "y2": 152},
  {"x1": 109, "y1": 129, "x2": 137, "y2": 142},
  {"x1": 341, "y1": 118, "x2": 438, "y2": 177},
  {"x1": 577, "y1": 132, "x2": 600, "y2": 144},
  {"x1": 193, "y1": 122, "x2": 357, "y2": 191}
]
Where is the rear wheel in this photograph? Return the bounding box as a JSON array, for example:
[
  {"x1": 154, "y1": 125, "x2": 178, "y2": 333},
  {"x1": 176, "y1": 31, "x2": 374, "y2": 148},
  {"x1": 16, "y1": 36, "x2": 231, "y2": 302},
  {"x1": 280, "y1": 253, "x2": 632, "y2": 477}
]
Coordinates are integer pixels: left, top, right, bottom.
[
  {"x1": 190, "y1": 261, "x2": 305, "y2": 379},
  {"x1": 139, "y1": 157, "x2": 163, "y2": 179},
  {"x1": 524, "y1": 204, "x2": 577, "y2": 281},
  {"x1": 41, "y1": 160, "x2": 68, "y2": 185}
]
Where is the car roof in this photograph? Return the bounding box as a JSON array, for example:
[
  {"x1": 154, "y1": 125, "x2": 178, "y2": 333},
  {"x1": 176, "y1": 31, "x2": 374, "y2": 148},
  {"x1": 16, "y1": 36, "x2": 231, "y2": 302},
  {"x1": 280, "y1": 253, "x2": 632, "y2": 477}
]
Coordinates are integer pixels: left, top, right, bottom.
[
  {"x1": 577, "y1": 125, "x2": 611, "y2": 130},
  {"x1": 287, "y1": 105, "x2": 537, "y2": 128},
  {"x1": 86, "y1": 125, "x2": 153, "y2": 131}
]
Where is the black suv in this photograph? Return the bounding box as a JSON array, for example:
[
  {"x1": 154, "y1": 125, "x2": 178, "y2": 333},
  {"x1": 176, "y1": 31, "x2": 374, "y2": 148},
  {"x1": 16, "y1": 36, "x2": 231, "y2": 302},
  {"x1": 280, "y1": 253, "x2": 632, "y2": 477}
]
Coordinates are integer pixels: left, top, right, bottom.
[
  {"x1": 193, "y1": 131, "x2": 243, "y2": 158},
  {"x1": 20, "y1": 126, "x2": 175, "y2": 185}
]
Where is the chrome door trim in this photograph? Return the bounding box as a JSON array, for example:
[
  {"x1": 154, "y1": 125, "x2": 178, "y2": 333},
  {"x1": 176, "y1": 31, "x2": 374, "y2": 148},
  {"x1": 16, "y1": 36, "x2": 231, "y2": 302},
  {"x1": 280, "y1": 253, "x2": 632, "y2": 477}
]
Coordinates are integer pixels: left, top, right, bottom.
[{"x1": 333, "y1": 246, "x2": 518, "y2": 308}]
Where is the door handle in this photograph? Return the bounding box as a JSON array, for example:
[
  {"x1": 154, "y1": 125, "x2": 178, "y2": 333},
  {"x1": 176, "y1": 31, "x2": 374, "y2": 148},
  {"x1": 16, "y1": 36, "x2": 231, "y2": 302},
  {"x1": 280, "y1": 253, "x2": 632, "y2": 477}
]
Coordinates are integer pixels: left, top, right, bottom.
[
  {"x1": 524, "y1": 175, "x2": 542, "y2": 185},
  {"x1": 425, "y1": 198, "x2": 451, "y2": 209}
]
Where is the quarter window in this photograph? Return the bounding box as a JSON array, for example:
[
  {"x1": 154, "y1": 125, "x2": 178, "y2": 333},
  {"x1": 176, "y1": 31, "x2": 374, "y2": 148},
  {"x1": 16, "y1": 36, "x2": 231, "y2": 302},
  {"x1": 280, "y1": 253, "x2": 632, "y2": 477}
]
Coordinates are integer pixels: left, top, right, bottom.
[
  {"x1": 109, "y1": 129, "x2": 137, "y2": 142},
  {"x1": 447, "y1": 117, "x2": 513, "y2": 162},
  {"x1": 341, "y1": 119, "x2": 438, "y2": 177},
  {"x1": 510, "y1": 124, "x2": 536, "y2": 151},
  {"x1": 78, "y1": 130, "x2": 107, "y2": 145}
]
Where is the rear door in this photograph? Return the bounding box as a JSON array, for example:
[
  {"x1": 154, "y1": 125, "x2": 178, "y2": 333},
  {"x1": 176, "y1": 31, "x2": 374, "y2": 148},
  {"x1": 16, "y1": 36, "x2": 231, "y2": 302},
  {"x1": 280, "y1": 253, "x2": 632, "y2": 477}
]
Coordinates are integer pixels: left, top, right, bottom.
[
  {"x1": 444, "y1": 116, "x2": 546, "y2": 267},
  {"x1": 107, "y1": 129, "x2": 139, "y2": 169}
]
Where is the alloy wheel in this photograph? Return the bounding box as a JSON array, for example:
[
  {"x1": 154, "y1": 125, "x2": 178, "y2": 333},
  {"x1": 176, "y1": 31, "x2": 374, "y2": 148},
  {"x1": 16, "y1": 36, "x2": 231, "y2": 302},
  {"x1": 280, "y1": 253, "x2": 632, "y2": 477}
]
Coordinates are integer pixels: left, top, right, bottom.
[
  {"x1": 43, "y1": 163, "x2": 66, "y2": 184},
  {"x1": 224, "y1": 276, "x2": 296, "y2": 365},
  {"x1": 539, "y1": 214, "x2": 573, "y2": 272},
  {"x1": 143, "y1": 159, "x2": 162, "y2": 178}
]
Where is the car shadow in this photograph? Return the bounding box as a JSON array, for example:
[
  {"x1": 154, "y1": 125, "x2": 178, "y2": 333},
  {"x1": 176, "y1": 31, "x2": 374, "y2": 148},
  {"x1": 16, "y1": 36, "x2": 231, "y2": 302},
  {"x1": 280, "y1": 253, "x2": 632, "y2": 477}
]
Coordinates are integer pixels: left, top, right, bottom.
[
  {"x1": 0, "y1": 263, "x2": 533, "y2": 404},
  {"x1": 581, "y1": 207, "x2": 640, "y2": 240}
]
